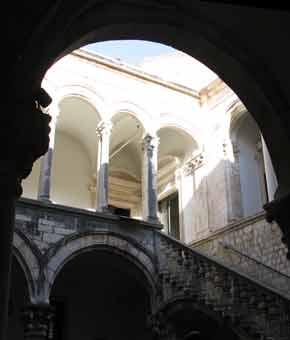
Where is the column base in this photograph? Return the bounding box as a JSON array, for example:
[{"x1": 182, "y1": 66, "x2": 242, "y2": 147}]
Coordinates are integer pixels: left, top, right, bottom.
[
  {"x1": 38, "y1": 197, "x2": 52, "y2": 204},
  {"x1": 264, "y1": 192, "x2": 290, "y2": 260},
  {"x1": 147, "y1": 216, "x2": 161, "y2": 225}
]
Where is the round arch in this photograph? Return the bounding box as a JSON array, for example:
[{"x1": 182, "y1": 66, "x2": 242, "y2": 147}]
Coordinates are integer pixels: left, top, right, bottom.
[
  {"x1": 45, "y1": 231, "x2": 157, "y2": 301},
  {"x1": 12, "y1": 229, "x2": 41, "y2": 301},
  {"x1": 15, "y1": 2, "x2": 290, "y2": 198},
  {"x1": 157, "y1": 120, "x2": 201, "y2": 152},
  {"x1": 227, "y1": 100, "x2": 249, "y2": 143},
  {"x1": 53, "y1": 84, "x2": 108, "y2": 121},
  {"x1": 110, "y1": 100, "x2": 153, "y2": 134}
]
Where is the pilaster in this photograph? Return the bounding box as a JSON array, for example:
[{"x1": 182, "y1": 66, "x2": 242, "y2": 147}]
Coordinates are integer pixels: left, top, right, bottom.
[{"x1": 261, "y1": 135, "x2": 278, "y2": 201}]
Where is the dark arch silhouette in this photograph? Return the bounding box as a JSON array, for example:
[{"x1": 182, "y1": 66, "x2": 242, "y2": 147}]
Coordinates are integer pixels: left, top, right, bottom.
[{"x1": 10, "y1": 3, "x2": 290, "y2": 201}]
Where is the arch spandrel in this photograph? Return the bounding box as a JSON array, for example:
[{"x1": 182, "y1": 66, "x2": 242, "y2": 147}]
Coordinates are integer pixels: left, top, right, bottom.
[{"x1": 12, "y1": 230, "x2": 41, "y2": 301}]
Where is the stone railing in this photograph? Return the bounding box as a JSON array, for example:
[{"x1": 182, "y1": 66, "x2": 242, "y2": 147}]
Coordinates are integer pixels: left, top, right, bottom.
[
  {"x1": 191, "y1": 212, "x2": 290, "y2": 296},
  {"x1": 15, "y1": 198, "x2": 161, "y2": 253},
  {"x1": 156, "y1": 232, "x2": 290, "y2": 340},
  {"x1": 220, "y1": 242, "x2": 290, "y2": 298}
]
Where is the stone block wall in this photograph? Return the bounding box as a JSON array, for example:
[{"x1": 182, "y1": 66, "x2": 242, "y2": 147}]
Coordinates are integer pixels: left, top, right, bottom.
[{"x1": 191, "y1": 212, "x2": 290, "y2": 296}]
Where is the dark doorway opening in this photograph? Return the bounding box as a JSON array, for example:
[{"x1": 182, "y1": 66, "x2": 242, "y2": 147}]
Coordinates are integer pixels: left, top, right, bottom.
[{"x1": 158, "y1": 192, "x2": 180, "y2": 239}]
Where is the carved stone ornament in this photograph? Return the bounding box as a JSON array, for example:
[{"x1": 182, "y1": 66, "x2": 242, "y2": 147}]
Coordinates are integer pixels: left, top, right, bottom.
[
  {"x1": 142, "y1": 134, "x2": 159, "y2": 156},
  {"x1": 183, "y1": 153, "x2": 204, "y2": 175},
  {"x1": 22, "y1": 303, "x2": 54, "y2": 339},
  {"x1": 96, "y1": 121, "x2": 112, "y2": 140}
]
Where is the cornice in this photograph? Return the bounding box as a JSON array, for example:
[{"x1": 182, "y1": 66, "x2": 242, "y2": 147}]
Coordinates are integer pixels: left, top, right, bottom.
[{"x1": 72, "y1": 49, "x2": 200, "y2": 100}]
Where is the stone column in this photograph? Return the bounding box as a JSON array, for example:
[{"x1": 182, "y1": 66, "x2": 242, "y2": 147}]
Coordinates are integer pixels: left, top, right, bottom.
[
  {"x1": 96, "y1": 121, "x2": 112, "y2": 212},
  {"x1": 142, "y1": 134, "x2": 159, "y2": 223},
  {"x1": 0, "y1": 89, "x2": 51, "y2": 340},
  {"x1": 22, "y1": 304, "x2": 54, "y2": 340},
  {"x1": 261, "y1": 136, "x2": 278, "y2": 201},
  {"x1": 37, "y1": 105, "x2": 60, "y2": 202}
]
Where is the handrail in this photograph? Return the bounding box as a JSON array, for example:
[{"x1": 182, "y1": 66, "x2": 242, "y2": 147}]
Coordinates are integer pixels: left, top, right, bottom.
[{"x1": 221, "y1": 241, "x2": 290, "y2": 279}]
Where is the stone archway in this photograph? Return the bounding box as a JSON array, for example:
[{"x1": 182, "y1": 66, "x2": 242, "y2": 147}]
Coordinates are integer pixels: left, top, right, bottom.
[
  {"x1": 46, "y1": 231, "x2": 157, "y2": 340},
  {"x1": 12, "y1": 2, "x2": 290, "y2": 201},
  {"x1": 12, "y1": 229, "x2": 41, "y2": 300},
  {"x1": 46, "y1": 231, "x2": 157, "y2": 301}
]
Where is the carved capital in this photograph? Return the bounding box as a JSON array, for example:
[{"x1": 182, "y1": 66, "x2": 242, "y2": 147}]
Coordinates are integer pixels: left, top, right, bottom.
[
  {"x1": 183, "y1": 153, "x2": 204, "y2": 175},
  {"x1": 22, "y1": 303, "x2": 54, "y2": 340},
  {"x1": 96, "y1": 121, "x2": 112, "y2": 140},
  {"x1": 142, "y1": 134, "x2": 159, "y2": 155},
  {"x1": 264, "y1": 192, "x2": 290, "y2": 259}
]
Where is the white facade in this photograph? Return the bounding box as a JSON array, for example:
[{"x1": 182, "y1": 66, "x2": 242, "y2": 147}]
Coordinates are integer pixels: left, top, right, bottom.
[{"x1": 22, "y1": 49, "x2": 278, "y2": 244}]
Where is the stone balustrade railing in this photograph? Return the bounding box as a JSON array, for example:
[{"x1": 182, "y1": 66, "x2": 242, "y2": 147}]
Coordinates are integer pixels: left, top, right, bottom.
[{"x1": 156, "y1": 232, "x2": 290, "y2": 340}]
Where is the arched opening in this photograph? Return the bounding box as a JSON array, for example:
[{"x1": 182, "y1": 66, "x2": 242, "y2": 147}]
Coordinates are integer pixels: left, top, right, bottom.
[
  {"x1": 230, "y1": 112, "x2": 271, "y2": 218},
  {"x1": 50, "y1": 249, "x2": 153, "y2": 340},
  {"x1": 109, "y1": 112, "x2": 144, "y2": 218},
  {"x1": 16, "y1": 4, "x2": 290, "y2": 202},
  {"x1": 157, "y1": 126, "x2": 198, "y2": 241},
  {"x1": 7, "y1": 256, "x2": 30, "y2": 340},
  {"x1": 52, "y1": 96, "x2": 102, "y2": 209}
]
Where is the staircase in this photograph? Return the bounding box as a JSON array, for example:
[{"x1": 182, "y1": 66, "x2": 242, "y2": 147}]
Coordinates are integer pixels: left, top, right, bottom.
[
  {"x1": 155, "y1": 232, "x2": 290, "y2": 340},
  {"x1": 15, "y1": 199, "x2": 290, "y2": 340}
]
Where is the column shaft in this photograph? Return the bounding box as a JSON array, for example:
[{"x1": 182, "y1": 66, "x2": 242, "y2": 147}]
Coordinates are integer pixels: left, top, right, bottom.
[
  {"x1": 0, "y1": 191, "x2": 16, "y2": 340},
  {"x1": 96, "y1": 122, "x2": 112, "y2": 212},
  {"x1": 38, "y1": 109, "x2": 58, "y2": 202},
  {"x1": 142, "y1": 134, "x2": 159, "y2": 223}
]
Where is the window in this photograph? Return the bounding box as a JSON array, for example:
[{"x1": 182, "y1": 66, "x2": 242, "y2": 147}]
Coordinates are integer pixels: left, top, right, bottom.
[{"x1": 158, "y1": 192, "x2": 180, "y2": 239}]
